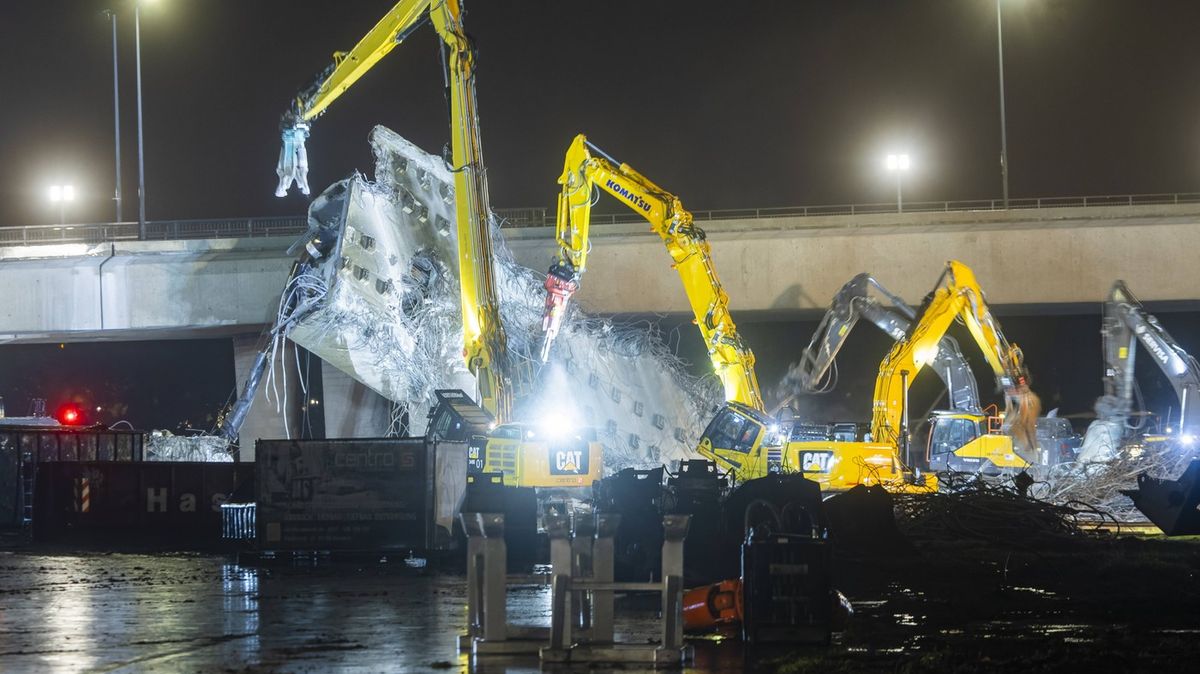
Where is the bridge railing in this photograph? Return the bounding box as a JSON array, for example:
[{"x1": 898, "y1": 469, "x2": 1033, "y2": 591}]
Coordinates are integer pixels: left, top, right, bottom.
[
  {"x1": 493, "y1": 192, "x2": 1200, "y2": 228},
  {"x1": 0, "y1": 216, "x2": 310, "y2": 247},
  {"x1": 4, "y1": 192, "x2": 1200, "y2": 247}
]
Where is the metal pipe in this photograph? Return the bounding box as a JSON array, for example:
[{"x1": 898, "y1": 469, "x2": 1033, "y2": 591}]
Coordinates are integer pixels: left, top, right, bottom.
[
  {"x1": 135, "y1": 2, "x2": 146, "y2": 239},
  {"x1": 996, "y1": 0, "x2": 1010, "y2": 208},
  {"x1": 1179, "y1": 387, "x2": 1188, "y2": 438},
  {"x1": 901, "y1": 369, "x2": 911, "y2": 467},
  {"x1": 107, "y1": 10, "x2": 122, "y2": 223}
]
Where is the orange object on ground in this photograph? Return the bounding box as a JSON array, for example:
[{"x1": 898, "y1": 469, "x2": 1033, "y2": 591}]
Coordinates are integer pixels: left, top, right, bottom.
[{"x1": 682, "y1": 579, "x2": 744, "y2": 631}]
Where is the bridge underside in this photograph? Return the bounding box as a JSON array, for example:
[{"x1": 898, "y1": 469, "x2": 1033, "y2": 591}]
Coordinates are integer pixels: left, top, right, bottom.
[{"x1": 4, "y1": 201, "x2": 1200, "y2": 456}]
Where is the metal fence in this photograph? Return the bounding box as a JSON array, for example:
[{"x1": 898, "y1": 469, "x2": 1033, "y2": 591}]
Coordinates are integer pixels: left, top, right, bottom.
[
  {"x1": 0, "y1": 215, "x2": 310, "y2": 247},
  {"x1": 493, "y1": 192, "x2": 1200, "y2": 228},
  {"x1": 4, "y1": 192, "x2": 1200, "y2": 247}
]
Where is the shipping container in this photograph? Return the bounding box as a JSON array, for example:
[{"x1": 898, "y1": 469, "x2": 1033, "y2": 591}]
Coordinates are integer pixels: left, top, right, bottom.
[
  {"x1": 31, "y1": 461, "x2": 252, "y2": 548},
  {"x1": 255, "y1": 437, "x2": 441, "y2": 551},
  {"x1": 0, "y1": 426, "x2": 145, "y2": 527}
]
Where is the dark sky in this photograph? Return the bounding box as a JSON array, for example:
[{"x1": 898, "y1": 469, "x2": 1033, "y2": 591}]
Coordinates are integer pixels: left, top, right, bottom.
[{"x1": 3, "y1": 0, "x2": 1200, "y2": 227}]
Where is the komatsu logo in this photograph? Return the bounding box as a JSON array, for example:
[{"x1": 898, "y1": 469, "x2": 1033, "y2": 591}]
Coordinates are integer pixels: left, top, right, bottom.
[{"x1": 606, "y1": 179, "x2": 652, "y2": 213}]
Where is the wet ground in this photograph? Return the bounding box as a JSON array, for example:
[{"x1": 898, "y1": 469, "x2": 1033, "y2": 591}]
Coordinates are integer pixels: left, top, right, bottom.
[{"x1": 1, "y1": 535, "x2": 1199, "y2": 673}]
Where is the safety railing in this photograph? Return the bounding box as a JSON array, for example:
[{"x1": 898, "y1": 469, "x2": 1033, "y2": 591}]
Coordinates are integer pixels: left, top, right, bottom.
[
  {"x1": 493, "y1": 191, "x2": 1200, "y2": 228},
  {"x1": 0, "y1": 215, "x2": 309, "y2": 247},
  {"x1": 4, "y1": 192, "x2": 1199, "y2": 247}
]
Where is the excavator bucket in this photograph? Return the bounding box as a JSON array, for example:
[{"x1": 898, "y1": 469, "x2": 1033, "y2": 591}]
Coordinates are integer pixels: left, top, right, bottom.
[
  {"x1": 1121, "y1": 460, "x2": 1200, "y2": 535},
  {"x1": 1007, "y1": 388, "x2": 1042, "y2": 458}
]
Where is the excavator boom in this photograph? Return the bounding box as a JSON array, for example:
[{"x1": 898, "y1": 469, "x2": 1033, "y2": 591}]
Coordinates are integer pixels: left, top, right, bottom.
[
  {"x1": 872, "y1": 261, "x2": 1039, "y2": 456},
  {"x1": 779, "y1": 272, "x2": 980, "y2": 414},
  {"x1": 274, "y1": 0, "x2": 510, "y2": 421},
  {"x1": 1099, "y1": 280, "x2": 1200, "y2": 439},
  {"x1": 545, "y1": 134, "x2": 763, "y2": 410}
]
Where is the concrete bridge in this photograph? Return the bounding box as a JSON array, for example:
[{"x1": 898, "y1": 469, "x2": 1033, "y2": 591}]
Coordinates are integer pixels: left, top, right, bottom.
[
  {"x1": 4, "y1": 198, "x2": 1198, "y2": 452},
  {"x1": 3, "y1": 199, "x2": 1199, "y2": 344}
]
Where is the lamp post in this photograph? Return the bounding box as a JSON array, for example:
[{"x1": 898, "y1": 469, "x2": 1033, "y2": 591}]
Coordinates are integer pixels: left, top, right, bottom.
[
  {"x1": 134, "y1": 0, "x2": 152, "y2": 239},
  {"x1": 103, "y1": 9, "x2": 122, "y2": 223},
  {"x1": 996, "y1": 0, "x2": 1010, "y2": 209},
  {"x1": 885, "y1": 153, "x2": 911, "y2": 213},
  {"x1": 48, "y1": 185, "x2": 76, "y2": 225}
]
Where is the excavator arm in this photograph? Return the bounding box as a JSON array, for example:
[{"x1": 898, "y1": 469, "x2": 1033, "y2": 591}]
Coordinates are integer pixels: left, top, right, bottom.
[
  {"x1": 1101, "y1": 280, "x2": 1200, "y2": 439},
  {"x1": 544, "y1": 134, "x2": 763, "y2": 410},
  {"x1": 274, "y1": 0, "x2": 510, "y2": 420},
  {"x1": 871, "y1": 261, "x2": 1040, "y2": 455},
  {"x1": 778, "y1": 273, "x2": 980, "y2": 413},
  {"x1": 274, "y1": 1, "x2": 431, "y2": 198}
]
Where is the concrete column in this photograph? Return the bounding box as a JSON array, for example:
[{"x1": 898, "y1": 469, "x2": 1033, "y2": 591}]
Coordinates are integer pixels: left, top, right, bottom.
[
  {"x1": 231, "y1": 332, "x2": 300, "y2": 462},
  {"x1": 320, "y1": 361, "x2": 393, "y2": 438}
]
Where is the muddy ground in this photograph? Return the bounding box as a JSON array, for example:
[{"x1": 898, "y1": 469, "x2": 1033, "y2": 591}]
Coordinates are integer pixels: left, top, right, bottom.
[{"x1": 1, "y1": 533, "x2": 1198, "y2": 673}]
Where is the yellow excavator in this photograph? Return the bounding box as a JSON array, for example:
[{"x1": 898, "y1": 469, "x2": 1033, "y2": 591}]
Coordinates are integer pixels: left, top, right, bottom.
[
  {"x1": 276, "y1": 1, "x2": 600, "y2": 489},
  {"x1": 541, "y1": 134, "x2": 927, "y2": 492},
  {"x1": 781, "y1": 272, "x2": 1055, "y2": 476},
  {"x1": 797, "y1": 260, "x2": 1041, "y2": 481}
]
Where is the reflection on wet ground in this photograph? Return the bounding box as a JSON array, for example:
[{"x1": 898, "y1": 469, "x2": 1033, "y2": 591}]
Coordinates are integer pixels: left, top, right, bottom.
[
  {"x1": 1, "y1": 538, "x2": 1199, "y2": 672},
  {"x1": 0, "y1": 552, "x2": 747, "y2": 673}
]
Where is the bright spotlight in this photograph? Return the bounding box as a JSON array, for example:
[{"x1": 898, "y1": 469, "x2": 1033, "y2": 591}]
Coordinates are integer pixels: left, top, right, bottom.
[
  {"x1": 885, "y1": 153, "x2": 911, "y2": 172},
  {"x1": 1181, "y1": 433, "x2": 1196, "y2": 446},
  {"x1": 539, "y1": 415, "x2": 574, "y2": 439},
  {"x1": 48, "y1": 184, "x2": 76, "y2": 202}
]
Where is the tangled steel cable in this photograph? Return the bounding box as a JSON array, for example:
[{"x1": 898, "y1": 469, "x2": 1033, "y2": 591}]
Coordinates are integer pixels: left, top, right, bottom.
[{"x1": 893, "y1": 474, "x2": 1110, "y2": 548}]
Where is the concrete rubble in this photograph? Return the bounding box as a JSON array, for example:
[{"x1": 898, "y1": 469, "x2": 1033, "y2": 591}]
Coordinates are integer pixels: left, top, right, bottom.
[{"x1": 277, "y1": 126, "x2": 721, "y2": 471}]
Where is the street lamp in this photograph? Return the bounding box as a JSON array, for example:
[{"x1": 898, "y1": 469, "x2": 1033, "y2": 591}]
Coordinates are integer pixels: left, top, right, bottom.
[
  {"x1": 102, "y1": 9, "x2": 122, "y2": 223},
  {"x1": 996, "y1": 0, "x2": 1010, "y2": 209},
  {"x1": 48, "y1": 185, "x2": 77, "y2": 225},
  {"x1": 884, "y1": 153, "x2": 911, "y2": 213},
  {"x1": 134, "y1": 0, "x2": 159, "y2": 239}
]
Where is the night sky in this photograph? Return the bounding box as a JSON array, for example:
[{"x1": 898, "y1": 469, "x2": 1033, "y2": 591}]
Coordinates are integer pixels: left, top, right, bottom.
[
  {"x1": 3, "y1": 1, "x2": 1200, "y2": 431},
  {"x1": 3, "y1": 1, "x2": 1200, "y2": 227}
]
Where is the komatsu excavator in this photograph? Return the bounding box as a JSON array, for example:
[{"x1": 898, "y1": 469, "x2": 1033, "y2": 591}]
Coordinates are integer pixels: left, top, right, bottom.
[
  {"x1": 275, "y1": 1, "x2": 599, "y2": 489},
  {"x1": 1081, "y1": 280, "x2": 1200, "y2": 460},
  {"x1": 541, "y1": 134, "x2": 929, "y2": 492}
]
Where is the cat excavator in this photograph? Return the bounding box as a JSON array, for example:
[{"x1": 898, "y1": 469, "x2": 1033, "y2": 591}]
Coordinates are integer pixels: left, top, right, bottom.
[
  {"x1": 779, "y1": 272, "x2": 1063, "y2": 475},
  {"x1": 541, "y1": 134, "x2": 928, "y2": 492},
  {"x1": 862, "y1": 261, "x2": 1040, "y2": 475},
  {"x1": 274, "y1": 1, "x2": 600, "y2": 489}
]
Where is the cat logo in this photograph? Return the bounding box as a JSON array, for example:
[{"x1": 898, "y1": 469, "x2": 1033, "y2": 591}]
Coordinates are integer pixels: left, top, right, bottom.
[
  {"x1": 799, "y1": 450, "x2": 834, "y2": 474},
  {"x1": 550, "y1": 448, "x2": 588, "y2": 475}
]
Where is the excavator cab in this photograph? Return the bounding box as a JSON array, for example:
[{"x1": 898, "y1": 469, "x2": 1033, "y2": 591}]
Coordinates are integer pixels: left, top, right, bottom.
[
  {"x1": 927, "y1": 410, "x2": 1028, "y2": 474},
  {"x1": 696, "y1": 403, "x2": 783, "y2": 481}
]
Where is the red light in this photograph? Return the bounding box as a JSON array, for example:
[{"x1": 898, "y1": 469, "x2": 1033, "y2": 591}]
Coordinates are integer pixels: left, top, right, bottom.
[{"x1": 56, "y1": 404, "x2": 84, "y2": 426}]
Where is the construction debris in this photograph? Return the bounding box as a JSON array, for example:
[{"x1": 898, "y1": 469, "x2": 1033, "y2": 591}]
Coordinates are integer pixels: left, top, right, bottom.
[
  {"x1": 145, "y1": 432, "x2": 234, "y2": 462},
  {"x1": 276, "y1": 127, "x2": 721, "y2": 470},
  {"x1": 1030, "y1": 438, "x2": 1198, "y2": 522}
]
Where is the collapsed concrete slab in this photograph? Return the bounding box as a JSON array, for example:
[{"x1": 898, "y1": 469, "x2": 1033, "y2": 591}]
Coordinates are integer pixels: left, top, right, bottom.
[{"x1": 281, "y1": 126, "x2": 720, "y2": 471}]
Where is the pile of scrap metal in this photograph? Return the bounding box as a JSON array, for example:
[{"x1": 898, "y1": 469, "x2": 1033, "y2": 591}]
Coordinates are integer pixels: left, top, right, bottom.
[
  {"x1": 145, "y1": 432, "x2": 234, "y2": 462},
  {"x1": 269, "y1": 126, "x2": 721, "y2": 471}
]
